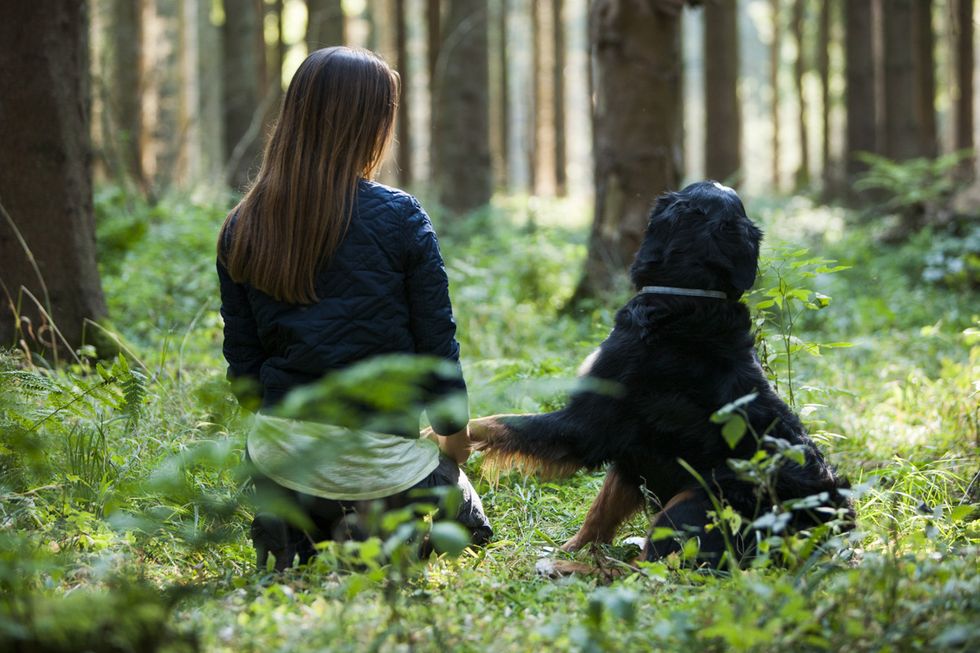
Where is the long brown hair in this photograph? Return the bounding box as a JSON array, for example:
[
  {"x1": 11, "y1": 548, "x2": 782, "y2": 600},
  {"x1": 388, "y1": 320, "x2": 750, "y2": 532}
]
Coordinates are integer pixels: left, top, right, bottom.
[{"x1": 218, "y1": 47, "x2": 399, "y2": 304}]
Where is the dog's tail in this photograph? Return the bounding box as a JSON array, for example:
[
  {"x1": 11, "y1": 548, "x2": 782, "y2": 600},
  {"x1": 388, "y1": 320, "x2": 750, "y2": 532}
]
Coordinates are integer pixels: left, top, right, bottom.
[{"x1": 469, "y1": 412, "x2": 586, "y2": 480}]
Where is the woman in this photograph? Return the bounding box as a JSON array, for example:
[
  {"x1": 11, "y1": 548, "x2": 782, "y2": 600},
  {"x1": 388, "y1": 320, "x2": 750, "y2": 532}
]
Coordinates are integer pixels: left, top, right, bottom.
[{"x1": 217, "y1": 47, "x2": 491, "y2": 570}]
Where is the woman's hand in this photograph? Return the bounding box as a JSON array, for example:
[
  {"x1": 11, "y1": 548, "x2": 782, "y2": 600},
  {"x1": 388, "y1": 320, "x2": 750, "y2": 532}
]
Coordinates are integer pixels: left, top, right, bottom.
[{"x1": 425, "y1": 426, "x2": 472, "y2": 464}]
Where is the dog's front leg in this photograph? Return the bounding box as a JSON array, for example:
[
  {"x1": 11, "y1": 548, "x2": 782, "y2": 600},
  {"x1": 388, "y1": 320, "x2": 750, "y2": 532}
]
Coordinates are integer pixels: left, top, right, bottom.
[
  {"x1": 562, "y1": 466, "x2": 644, "y2": 552},
  {"x1": 421, "y1": 414, "x2": 522, "y2": 446},
  {"x1": 465, "y1": 414, "x2": 524, "y2": 445}
]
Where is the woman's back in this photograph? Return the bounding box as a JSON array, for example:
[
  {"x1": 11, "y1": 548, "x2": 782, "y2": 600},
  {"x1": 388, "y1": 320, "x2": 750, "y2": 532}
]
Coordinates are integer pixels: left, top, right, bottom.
[{"x1": 220, "y1": 179, "x2": 460, "y2": 407}]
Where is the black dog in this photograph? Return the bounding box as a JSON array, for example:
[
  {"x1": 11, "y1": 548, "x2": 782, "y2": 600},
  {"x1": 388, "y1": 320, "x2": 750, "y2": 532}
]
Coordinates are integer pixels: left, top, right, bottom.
[{"x1": 469, "y1": 181, "x2": 853, "y2": 567}]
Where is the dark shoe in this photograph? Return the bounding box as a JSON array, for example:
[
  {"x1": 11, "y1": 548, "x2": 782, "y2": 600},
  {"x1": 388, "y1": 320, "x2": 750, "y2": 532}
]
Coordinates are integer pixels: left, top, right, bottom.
[{"x1": 251, "y1": 513, "x2": 298, "y2": 571}]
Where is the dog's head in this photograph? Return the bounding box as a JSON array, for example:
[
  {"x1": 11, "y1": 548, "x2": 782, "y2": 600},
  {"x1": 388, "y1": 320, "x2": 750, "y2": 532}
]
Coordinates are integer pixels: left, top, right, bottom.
[{"x1": 629, "y1": 181, "x2": 762, "y2": 299}]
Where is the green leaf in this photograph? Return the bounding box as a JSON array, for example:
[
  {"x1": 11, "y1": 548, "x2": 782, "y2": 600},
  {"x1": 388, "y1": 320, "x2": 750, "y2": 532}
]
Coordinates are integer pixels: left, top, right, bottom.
[
  {"x1": 814, "y1": 265, "x2": 850, "y2": 274},
  {"x1": 721, "y1": 415, "x2": 747, "y2": 449},
  {"x1": 358, "y1": 537, "x2": 383, "y2": 564},
  {"x1": 650, "y1": 527, "x2": 679, "y2": 542},
  {"x1": 429, "y1": 521, "x2": 470, "y2": 557},
  {"x1": 711, "y1": 393, "x2": 759, "y2": 423},
  {"x1": 949, "y1": 505, "x2": 977, "y2": 523},
  {"x1": 681, "y1": 537, "x2": 700, "y2": 560},
  {"x1": 345, "y1": 574, "x2": 372, "y2": 600}
]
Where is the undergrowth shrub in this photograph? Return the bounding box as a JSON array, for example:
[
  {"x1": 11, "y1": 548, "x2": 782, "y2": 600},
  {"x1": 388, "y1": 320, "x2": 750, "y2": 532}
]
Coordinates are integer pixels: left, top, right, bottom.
[{"x1": 96, "y1": 188, "x2": 232, "y2": 348}]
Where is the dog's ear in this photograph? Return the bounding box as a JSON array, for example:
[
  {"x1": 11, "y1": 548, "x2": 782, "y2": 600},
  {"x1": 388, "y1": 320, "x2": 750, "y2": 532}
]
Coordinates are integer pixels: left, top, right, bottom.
[
  {"x1": 719, "y1": 218, "x2": 762, "y2": 292},
  {"x1": 701, "y1": 213, "x2": 762, "y2": 295},
  {"x1": 629, "y1": 192, "x2": 681, "y2": 283}
]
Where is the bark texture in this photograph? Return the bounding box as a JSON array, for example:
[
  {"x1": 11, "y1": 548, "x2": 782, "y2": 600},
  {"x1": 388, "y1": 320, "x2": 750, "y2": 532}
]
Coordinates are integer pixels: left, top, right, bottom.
[
  {"x1": 141, "y1": 0, "x2": 182, "y2": 194},
  {"x1": 792, "y1": 0, "x2": 809, "y2": 188},
  {"x1": 223, "y1": 0, "x2": 266, "y2": 191},
  {"x1": 844, "y1": 0, "x2": 878, "y2": 180},
  {"x1": 264, "y1": 0, "x2": 285, "y2": 129},
  {"x1": 427, "y1": 0, "x2": 441, "y2": 169},
  {"x1": 432, "y1": 0, "x2": 492, "y2": 214},
  {"x1": 954, "y1": 0, "x2": 974, "y2": 177},
  {"x1": 913, "y1": 0, "x2": 937, "y2": 158},
  {"x1": 427, "y1": 0, "x2": 441, "y2": 84},
  {"x1": 532, "y1": 0, "x2": 559, "y2": 195},
  {"x1": 106, "y1": 0, "x2": 143, "y2": 185},
  {"x1": 395, "y1": 0, "x2": 413, "y2": 185},
  {"x1": 553, "y1": 0, "x2": 567, "y2": 196},
  {"x1": 703, "y1": 0, "x2": 740, "y2": 185},
  {"x1": 493, "y1": 0, "x2": 510, "y2": 189},
  {"x1": 573, "y1": 0, "x2": 683, "y2": 300},
  {"x1": 882, "y1": 0, "x2": 919, "y2": 161},
  {"x1": 529, "y1": 0, "x2": 541, "y2": 192},
  {"x1": 186, "y1": 0, "x2": 224, "y2": 187},
  {"x1": 817, "y1": 0, "x2": 832, "y2": 192},
  {"x1": 0, "y1": 0, "x2": 108, "y2": 355},
  {"x1": 770, "y1": 0, "x2": 781, "y2": 189}
]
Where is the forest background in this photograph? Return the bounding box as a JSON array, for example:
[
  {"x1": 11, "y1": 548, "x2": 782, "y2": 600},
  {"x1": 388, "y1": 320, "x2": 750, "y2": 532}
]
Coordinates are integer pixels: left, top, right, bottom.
[{"x1": 0, "y1": 1, "x2": 978, "y2": 651}]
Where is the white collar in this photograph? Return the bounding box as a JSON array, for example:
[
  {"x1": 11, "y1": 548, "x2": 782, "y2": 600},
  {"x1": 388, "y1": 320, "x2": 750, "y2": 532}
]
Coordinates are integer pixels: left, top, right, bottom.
[{"x1": 639, "y1": 285, "x2": 728, "y2": 300}]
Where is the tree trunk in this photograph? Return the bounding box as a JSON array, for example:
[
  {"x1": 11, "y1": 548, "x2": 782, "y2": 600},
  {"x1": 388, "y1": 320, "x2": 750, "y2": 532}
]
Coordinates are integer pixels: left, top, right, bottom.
[
  {"x1": 106, "y1": 0, "x2": 144, "y2": 188},
  {"x1": 188, "y1": 0, "x2": 224, "y2": 190},
  {"x1": 493, "y1": 0, "x2": 510, "y2": 190},
  {"x1": 572, "y1": 0, "x2": 683, "y2": 301},
  {"x1": 0, "y1": 0, "x2": 108, "y2": 358},
  {"x1": 427, "y1": 0, "x2": 441, "y2": 175},
  {"x1": 365, "y1": 0, "x2": 381, "y2": 52},
  {"x1": 264, "y1": 0, "x2": 285, "y2": 126},
  {"x1": 770, "y1": 0, "x2": 781, "y2": 190},
  {"x1": 140, "y1": 0, "x2": 182, "y2": 196},
  {"x1": 433, "y1": 0, "x2": 492, "y2": 214},
  {"x1": 954, "y1": 0, "x2": 975, "y2": 178},
  {"x1": 306, "y1": 0, "x2": 345, "y2": 49},
  {"x1": 792, "y1": 0, "x2": 809, "y2": 188},
  {"x1": 175, "y1": 0, "x2": 203, "y2": 188},
  {"x1": 913, "y1": 0, "x2": 937, "y2": 158},
  {"x1": 844, "y1": 0, "x2": 878, "y2": 181},
  {"x1": 529, "y1": 0, "x2": 541, "y2": 193},
  {"x1": 882, "y1": 0, "x2": 920, "y2": 161},
  {"x1": 533, "y1": 0, "x2": 561, "y2": 196},
  {"x1": 553, "y1": 0, "x2": 567, "y2": 196},
  {"x1": 817, "y1": 0, "x2": 832, "y2": 193},
  {"x1": 223, "y1": 0, "x2": 266, "y2": 191},
  {"x1": 703, "y1": 0, "x2": 740, "y2": 185},
  {"x1": 395, "y1": 0, "x2": 413, "y2": 186},
  {"x1": 427, "y1": 0, "x2": 441, "y2": 84}
]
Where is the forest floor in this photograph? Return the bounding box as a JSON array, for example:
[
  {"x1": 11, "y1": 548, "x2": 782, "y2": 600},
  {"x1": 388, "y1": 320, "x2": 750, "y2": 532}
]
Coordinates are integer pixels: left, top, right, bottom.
[{"x1": 1, "y1": 189, "x2": 978, "y2": 652}]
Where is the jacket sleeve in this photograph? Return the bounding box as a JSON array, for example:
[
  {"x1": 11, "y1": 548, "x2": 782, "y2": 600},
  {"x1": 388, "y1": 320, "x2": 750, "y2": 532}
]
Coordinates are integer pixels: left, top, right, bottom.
[
  {"x1": 403, "y1": 202, "x2": 469, "y2": 435},
  {"x1": 217, "y1": 259, "x2": 266, "y2": 404}
]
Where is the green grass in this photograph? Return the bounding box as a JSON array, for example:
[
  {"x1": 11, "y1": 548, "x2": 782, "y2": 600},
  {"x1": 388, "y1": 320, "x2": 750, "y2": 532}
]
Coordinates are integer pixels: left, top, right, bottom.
[{"x1": 1, "y1": 189, "x2": 977, "y2": 652}]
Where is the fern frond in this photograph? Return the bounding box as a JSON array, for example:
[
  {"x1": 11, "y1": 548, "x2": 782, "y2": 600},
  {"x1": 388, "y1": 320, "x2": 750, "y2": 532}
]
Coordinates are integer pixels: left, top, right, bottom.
[
  {"x1": 0, "y1": 370, "x2": 58, "y2": 396},
  {"x1": 121, "y1": 367, "x2": 148, "y2": 428}
]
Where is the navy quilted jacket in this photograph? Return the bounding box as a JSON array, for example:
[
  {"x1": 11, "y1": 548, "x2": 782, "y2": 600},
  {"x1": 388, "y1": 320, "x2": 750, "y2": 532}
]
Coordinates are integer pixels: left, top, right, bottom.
[{"x1": 217, "y1": 180, "x2": 467, "y2": 435}]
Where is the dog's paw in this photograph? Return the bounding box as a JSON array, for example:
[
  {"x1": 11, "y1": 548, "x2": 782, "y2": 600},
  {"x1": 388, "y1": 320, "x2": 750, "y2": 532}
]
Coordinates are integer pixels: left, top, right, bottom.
[
  {"x1": 535, "y1": 557, "x2": 595, "y2": 577},
  {"x1": 622, "y1": 536, "x2": 647, "y2": 549},
  {"x1": 560, "y1": 536, "x2": 585, "y2": 552}
]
